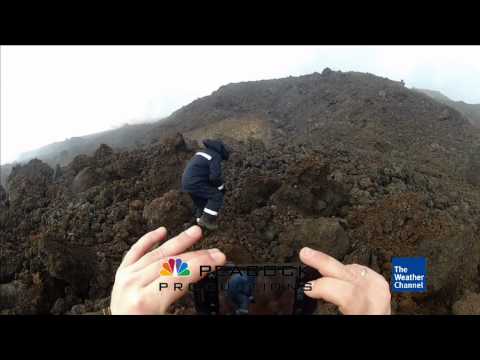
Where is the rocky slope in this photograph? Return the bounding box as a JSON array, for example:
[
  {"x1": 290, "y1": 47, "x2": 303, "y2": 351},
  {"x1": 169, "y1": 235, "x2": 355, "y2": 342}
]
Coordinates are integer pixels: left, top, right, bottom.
[
  {"x1": 4, "y1": 73, "x2": 479, "y2": 187},
  {"x1": 414, "y1": 88, "x2": 480, "y2": 128},
  {"x1": 1, "y1": 69, "x2": 480, "y2": 315}
]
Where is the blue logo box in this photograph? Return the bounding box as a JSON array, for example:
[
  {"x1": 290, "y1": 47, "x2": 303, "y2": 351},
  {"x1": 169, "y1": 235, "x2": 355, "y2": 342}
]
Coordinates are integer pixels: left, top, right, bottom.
[{"x1": 391, "y1": 257, "x2": 427, "y2": 293}]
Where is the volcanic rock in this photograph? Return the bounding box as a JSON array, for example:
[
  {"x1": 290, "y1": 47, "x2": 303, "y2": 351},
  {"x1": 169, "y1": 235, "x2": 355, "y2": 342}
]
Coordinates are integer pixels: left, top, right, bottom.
[
  {"x1": 452, "y1": 291, "x2": 480, "y2": 315},
  {"x1": 143, "y1": 190, "x2": 193, "y2": 232}
]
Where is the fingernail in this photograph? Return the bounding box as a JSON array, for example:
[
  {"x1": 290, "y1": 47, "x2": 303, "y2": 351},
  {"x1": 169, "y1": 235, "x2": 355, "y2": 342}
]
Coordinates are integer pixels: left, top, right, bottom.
[
  {"x1": 301, "y1": 247, "x2": 314, "y2": 257},
  {"x1": 186, "y1": 225, "x2": 200, "y2": 236},
  {"x1": 208, "y1": 248, "x2": 224, "y2": 262}
]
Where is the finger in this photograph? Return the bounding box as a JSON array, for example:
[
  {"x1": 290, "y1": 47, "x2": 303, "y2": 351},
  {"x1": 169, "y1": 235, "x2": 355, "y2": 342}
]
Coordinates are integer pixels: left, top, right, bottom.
[
  {"x1": 304, "y1": 277, "x2": 356, "y2": 311},
  {"x1": 120, "y1": 227, "x2": 167, "y2": 269},
  {"x1": 345, "y1": 263, "x2": 385, "y2": 283},
  {"x1": 160, "y1": 225, "x2": 202, "y2": 256},
  {"x1": 139, "y1": 248, "x2": 224, "y2": 286},
  {"x1": 130, "y1": 226, "x2": 203, "y2": 272},
  {"x1": 299, "y1": 247, "x2": 352, "y2": 281},
  {"x1": 344, "y1": 264, "x2": 371, "y2": 283}
]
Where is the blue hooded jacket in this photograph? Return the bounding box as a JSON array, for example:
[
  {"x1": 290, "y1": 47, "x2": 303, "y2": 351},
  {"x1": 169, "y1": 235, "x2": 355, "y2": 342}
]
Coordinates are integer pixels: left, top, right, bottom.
[
  {"x1": 226, "y1": 273, "x2": 257, "y2": 313},
  {"x1": 182, "y1": 139, "x2": 230, "y2": 192}
]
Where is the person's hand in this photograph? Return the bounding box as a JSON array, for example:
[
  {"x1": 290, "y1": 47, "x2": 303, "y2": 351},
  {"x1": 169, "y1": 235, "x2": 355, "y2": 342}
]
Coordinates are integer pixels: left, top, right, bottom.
[
  {"x1": 299, "y1": 247, "x2": 391, "y2": 315},
  {"x1": 110, "y1": 225, "x2": 226, "y2": 315}
]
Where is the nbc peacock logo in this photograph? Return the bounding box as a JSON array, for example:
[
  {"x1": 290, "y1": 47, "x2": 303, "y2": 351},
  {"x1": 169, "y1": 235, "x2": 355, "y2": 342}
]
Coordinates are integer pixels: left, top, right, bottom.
[{"x1": 160, "y1": 258, "x2": 191, "y2": 277}]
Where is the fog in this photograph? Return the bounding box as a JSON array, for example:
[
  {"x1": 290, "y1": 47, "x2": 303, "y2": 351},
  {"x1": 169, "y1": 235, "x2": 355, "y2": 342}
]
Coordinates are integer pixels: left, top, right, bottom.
[{"x1": 1, "y1": 45, "x2": 480, "y2": 165}]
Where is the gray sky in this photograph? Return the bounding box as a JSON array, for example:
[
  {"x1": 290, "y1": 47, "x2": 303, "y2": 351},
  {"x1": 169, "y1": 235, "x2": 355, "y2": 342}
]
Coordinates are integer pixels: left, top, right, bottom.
[{"x1": 1, "y1": 45, "x2": 480, "y2": 165}]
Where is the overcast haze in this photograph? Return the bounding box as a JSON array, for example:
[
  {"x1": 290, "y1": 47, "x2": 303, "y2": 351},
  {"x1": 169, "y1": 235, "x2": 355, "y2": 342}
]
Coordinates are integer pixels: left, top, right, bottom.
[{"x1": 1, "y1": 45, "x2": 480, "y2": 165}]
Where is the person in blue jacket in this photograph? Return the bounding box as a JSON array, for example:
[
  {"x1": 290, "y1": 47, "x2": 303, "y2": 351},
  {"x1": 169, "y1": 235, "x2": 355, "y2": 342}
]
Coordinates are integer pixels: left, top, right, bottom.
[
  {"x1": 226, "y1": 272, "x2": 257, "y2": 315},
  {"x1": 181, "y1": 139, "x2": 230, "y2": 230}
]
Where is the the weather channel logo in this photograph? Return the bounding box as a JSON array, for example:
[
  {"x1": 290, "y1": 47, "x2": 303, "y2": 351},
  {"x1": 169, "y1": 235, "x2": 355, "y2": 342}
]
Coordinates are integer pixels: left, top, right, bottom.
[{"x1": 391, "y1": 257, "x2": 426, "y2": 292}]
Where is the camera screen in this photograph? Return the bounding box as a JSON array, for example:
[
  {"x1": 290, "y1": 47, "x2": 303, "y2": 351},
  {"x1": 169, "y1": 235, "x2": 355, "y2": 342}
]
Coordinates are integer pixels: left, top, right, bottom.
[
  {"x1": 194, "y1": 263, "x2": 318, "y2": 315},
  {"x1": 218, "y1": 266, "x2": 297, "y2": 315}
]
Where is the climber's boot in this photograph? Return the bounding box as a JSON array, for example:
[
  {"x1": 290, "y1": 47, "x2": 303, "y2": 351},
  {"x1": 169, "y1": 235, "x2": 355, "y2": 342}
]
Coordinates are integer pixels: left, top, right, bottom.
[{"x1": 197, "y1": 213, "x2": 218, "y2": 231}]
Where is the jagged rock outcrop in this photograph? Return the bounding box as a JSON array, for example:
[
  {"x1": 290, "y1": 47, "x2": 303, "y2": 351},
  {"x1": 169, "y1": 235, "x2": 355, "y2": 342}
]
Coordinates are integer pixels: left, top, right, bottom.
[
  {"x1": 72, "y1": 167, "x2": 101, "y2": 193},
  {"x1": 0, "y1": 184, "x2": 7, "y2": 207},
  {"x1": 143, "y1": 190, "x2": 193, "y2": 231},
  {"x1": 281, "y1": 217, "x2": 351, "y2": 262},
  {"x1": 7, "y1": 159, "x2": 53, "y2": 210},
  {"x1": 466, "y1": 145, "x2": 480, "y2": 187},
  {"x1": 37, "y1": 234, "x2": 96, "y2": 296},
  {"x1": 94, "y1": 144, "x2": 114, "y2": 161}
]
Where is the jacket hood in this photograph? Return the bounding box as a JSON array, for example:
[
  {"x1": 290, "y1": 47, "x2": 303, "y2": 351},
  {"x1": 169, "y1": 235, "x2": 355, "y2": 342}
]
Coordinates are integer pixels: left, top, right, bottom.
[{"x1": 203, "y1": 139, "x2": 230, "y2": 160}]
